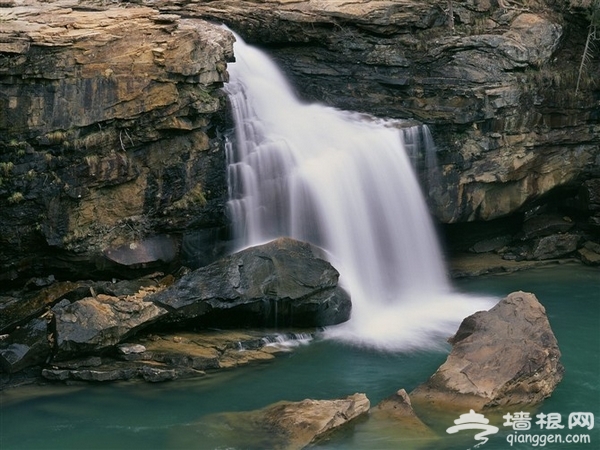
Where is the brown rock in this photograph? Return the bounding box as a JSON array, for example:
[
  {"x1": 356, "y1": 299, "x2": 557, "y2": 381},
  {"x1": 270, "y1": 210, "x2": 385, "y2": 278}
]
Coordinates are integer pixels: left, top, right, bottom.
[
  {"x1": 372, "y1": 389, "x2": 436, "y2": 438},
  {"x1": 203, "y1": 393, "x2": 370, "y2": 450},
  {"x1": 411, "y1": 291, "x2": 564, "y2": 410},
  {"x1": 0, "y1": 1, "x2": 234, "y2": 283}
]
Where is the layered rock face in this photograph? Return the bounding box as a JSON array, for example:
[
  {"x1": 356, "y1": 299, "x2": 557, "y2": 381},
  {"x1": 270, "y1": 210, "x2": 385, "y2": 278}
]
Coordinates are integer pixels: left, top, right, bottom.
[{"x1": 0, "y1": 1, "x2": 234, "y2": 285}]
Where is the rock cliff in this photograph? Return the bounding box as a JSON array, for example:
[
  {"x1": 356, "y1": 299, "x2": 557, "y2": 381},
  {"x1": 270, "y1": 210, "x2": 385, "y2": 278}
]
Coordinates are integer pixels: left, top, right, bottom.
[
  {"x1": 1, "y1": 0, "x2": 599, "y2": 285},
  {"x1": 0, "y1": 0, "x2": 234, "y2": 285},
  {"x1": 175, "y1": 0, "x2": 599, "y2": 254},
  {"x1": 178, "y1": 0, "x2": 599, "y2": 214}
]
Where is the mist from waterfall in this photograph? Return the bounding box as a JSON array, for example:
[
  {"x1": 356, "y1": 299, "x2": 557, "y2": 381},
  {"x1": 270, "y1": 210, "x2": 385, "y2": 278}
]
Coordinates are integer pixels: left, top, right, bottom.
[{"x1": 224, "y1": 33, "x2": 493, "y2": 351}]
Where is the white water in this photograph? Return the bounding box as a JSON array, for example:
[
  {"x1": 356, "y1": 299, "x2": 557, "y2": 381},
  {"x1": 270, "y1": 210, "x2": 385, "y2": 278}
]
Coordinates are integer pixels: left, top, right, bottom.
[{"x1": 224, "y1": 34, "x2": 493, "y2": 351}]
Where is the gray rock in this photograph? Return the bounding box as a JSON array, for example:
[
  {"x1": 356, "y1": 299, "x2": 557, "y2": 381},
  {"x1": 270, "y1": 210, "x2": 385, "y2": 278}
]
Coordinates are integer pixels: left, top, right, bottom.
[
  {"x1": 411, "y1": 291, "x2": 564, "y2": 410},
  {"x1": 149, "y1": 237, "x2": 352, "y2": 328},
  {"x1": 521, "y1": 214, "x2": 575, "y2": 239},
  {"x1": 529, "y1": 233, "x2": 580, "y2": 260}
]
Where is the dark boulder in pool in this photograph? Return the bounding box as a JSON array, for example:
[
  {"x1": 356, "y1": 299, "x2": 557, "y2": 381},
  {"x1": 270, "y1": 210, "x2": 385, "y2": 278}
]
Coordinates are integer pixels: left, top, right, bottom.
[
  {"x1": 149, "y1": 237, "x2": 352, "y2": 328},
  {"x1": 411, "y1": 291, "x2": 564, "y2": 410}
]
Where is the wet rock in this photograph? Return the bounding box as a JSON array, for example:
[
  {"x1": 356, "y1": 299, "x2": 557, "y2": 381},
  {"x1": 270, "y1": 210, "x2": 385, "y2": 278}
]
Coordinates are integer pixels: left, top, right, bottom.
[
  {"x1": 0, "y1": 317, "x2": 51, "y2": 373},
  {"x1": 53, "y1": 294, "x2": 168, "y2": 359},
  {"x1": 181, "y1": 0, "x2": 599, "y2": 225},
  {"x1": 40, "y1": 330, "x2": 300, "y2": 383},
  {"x1": 149, "y1": 237, "x2": 352, "y2": 328},
  {"x1": 411, "y1": 291, "x2": 564, "y2": 410},
  {"x1": 204, "y1": 393, "x2": 370, "y2": 450},
  {"x1": 372, "y1": 389, "x2": 435, "y2": 437}
]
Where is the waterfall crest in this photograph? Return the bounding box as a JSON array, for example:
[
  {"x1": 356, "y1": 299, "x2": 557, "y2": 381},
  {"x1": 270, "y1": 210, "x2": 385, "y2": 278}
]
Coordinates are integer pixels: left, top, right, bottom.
[{"x1": 224, "y1": 34, "x2": 492, "y2": 351}]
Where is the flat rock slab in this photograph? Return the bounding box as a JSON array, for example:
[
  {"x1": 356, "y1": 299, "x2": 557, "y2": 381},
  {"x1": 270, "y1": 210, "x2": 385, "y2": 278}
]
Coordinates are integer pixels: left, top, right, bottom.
[{"x1": 411, "y1": 291, "x2": 563, "y2": 410}]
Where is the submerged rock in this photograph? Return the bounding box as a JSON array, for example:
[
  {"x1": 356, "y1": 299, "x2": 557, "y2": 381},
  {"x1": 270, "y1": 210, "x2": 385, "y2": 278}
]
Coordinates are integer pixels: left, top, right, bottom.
[
  {"x1": 201, "y1": 393, "x2": 370, "y2": 450},
  {"x1": 371, "y1": 389, "x2": 436, "y2": 438},
  {"x1": 40, "y1": 330, "x2": 305, "y2": 383},
  {"x1": 149, "y1": 237, "x2": 352, "y2": 328},
  {"x1": 411, "y1": 291, "x2": 563, "y2": 410}
]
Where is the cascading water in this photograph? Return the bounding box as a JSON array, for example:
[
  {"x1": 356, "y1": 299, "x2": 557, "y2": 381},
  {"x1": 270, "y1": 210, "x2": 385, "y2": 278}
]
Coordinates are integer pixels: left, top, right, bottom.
[{"x1": 224, "y1": 33, "x2": 492, "y2": 350}]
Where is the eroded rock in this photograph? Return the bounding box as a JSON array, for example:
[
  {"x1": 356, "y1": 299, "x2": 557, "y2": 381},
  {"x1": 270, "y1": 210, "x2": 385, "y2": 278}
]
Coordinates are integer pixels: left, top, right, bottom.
[
  {"x1": 0, "y1": 1, "x2": 234, "y2": 284},
  {"x1": 371, "y1": 389, "x2": 436, "y2": 438},
  {"x1": 411, "y1": 291, "x2": 564, "y2": 410},
  {"x1": 40, "y1": 329, "x2": 304, "y2": 383}
]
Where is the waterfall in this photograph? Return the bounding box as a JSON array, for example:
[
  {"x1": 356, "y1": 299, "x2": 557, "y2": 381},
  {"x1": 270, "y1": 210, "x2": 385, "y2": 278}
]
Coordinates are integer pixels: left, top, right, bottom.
[{"x1": 224, "y1": 34, "x2": 492, "y2": 351}]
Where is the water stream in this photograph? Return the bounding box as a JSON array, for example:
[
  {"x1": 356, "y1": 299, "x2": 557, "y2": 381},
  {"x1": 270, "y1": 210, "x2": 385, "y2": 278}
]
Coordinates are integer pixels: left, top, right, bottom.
[{"x1": 224, "y1": 34, "x2": 492, "y2": 351}]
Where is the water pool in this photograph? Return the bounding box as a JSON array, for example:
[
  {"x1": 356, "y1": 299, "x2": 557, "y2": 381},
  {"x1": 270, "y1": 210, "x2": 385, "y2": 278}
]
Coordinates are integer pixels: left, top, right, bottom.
[{"x1": 1, "y1": 264, "x2": 598, "y2": 449}]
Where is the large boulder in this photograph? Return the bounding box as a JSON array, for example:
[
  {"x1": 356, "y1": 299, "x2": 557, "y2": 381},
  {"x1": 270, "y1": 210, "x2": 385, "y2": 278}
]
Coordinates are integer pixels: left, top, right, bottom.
[
  {"x1": 149, "y1": 237, "x2": 352, "y2": 328},
  {"x1": 411, "y1": 291, "x2": 564, "y2": 410}
]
